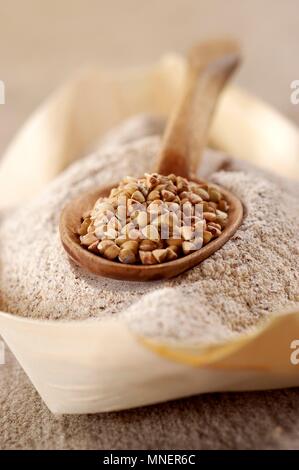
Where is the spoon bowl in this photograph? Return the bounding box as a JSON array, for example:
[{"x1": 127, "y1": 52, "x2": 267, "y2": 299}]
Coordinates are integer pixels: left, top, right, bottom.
[{"x1": 60, "y1": 179, "x2": 243, "y2": 281}]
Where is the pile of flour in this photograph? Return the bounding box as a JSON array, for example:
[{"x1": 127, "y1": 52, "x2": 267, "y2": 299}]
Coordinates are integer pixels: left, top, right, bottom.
[{"x1": 0, "y1": 116, "x2": 298, "y2": 346}]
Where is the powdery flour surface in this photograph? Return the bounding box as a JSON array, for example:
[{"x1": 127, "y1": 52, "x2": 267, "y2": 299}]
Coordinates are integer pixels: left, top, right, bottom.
[{"x1": 0, "y1": 128, "x2": 299, "y2": 347}]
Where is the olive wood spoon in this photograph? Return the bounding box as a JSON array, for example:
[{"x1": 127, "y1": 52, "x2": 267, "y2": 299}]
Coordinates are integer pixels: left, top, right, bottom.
[{"x1": 60, "y1": 39, "x2": 243, "y2": 281}]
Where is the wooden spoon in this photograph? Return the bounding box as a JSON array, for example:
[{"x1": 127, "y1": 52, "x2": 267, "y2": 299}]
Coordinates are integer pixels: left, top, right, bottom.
[{"x1": 60, "y1": 39, "x2": 243, "y2": 281}]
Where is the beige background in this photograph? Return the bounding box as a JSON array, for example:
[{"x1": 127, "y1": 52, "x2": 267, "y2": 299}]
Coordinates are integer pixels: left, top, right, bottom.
[{"x1": 0, "y1": 0, "x2": 299, "y2": 156}]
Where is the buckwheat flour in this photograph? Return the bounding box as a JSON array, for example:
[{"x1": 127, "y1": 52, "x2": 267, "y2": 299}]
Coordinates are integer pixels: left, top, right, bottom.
[{"x1": 0, "y1": 119, "x2": 298, "y2": 347}]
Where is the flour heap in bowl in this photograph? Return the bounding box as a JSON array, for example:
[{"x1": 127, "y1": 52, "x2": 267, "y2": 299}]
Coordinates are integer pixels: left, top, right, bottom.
[
  {"x1": 79, "y1": 172, "x2": 229, "y2": 265},
  {"x1": 0, "y1": 116, "x2": 298, "y2": 347}
]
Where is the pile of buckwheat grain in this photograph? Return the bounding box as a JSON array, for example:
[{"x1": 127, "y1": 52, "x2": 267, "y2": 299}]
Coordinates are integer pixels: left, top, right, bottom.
[
  {"x1": 0, "y1": 116, "x2": 298, "y2": 346},
  {"x1": 79, "y1": 172, "x2": 229, "y2": 265}
]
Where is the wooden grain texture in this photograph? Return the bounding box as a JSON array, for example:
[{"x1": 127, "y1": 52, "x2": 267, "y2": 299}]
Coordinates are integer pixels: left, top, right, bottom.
[
  {"x1": 60, "y1": 181, "x2": 243, "y2": 281},
  {"x1": 156, "y1": 39, "x2": 240, "y2": 178}
]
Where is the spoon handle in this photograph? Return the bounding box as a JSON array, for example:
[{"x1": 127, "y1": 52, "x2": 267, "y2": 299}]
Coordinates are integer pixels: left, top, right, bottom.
[{"x1": 156, "y1": 38, "x2": 241, "y2": 179}]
